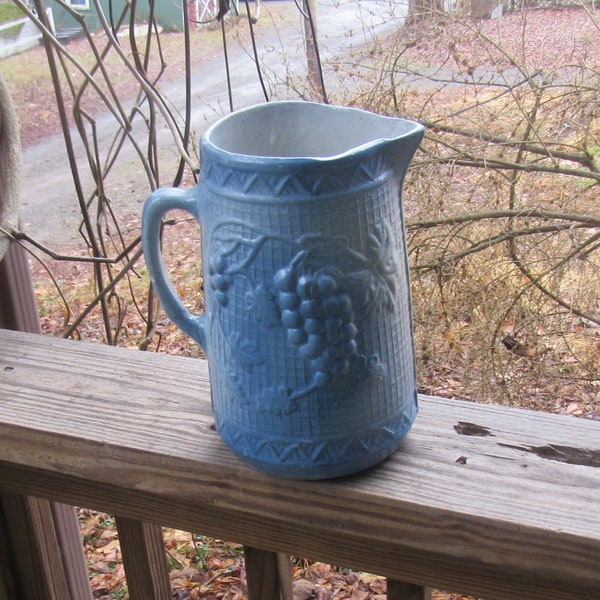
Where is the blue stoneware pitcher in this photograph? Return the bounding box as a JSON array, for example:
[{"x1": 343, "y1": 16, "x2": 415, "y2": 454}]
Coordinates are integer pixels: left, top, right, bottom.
[{"x1": 142, "y1": 101, "x2": 424, "y2": 479}]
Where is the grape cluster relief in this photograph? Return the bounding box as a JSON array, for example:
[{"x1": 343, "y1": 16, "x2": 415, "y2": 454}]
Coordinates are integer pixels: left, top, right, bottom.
[
  {"x1": 274, "y1": 261, "x2": 358, "y2": 391},
  {"x1": 207, "y1": 222, "x2": 400, "y2": 402}
]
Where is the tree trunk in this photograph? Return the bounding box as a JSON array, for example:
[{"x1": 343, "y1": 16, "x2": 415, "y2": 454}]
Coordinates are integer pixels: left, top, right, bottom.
[{"x1": 301, "y1": 0, "x2": 326, "y2": 102}]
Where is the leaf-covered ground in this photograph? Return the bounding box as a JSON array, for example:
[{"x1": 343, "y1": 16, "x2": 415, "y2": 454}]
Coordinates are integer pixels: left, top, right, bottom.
[{"x1": 401, "y1": 6, "x2": 600, "y2": 71}]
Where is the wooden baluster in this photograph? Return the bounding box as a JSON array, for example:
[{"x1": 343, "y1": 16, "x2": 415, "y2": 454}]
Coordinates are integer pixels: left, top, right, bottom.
[
  {"x1": 387, "y1": 580, "x2": 433, "y2": 600},
  {"x1": 244, "y1": 547, "x2": 293, "y2": 600},
  {"x1": 277, "y1": 552, "x2": 294, "y2": 600},
  {"x1": 0, "y1": 506, "x2": 18, "y2": 599},
  {"x1": 0, "y1": 493, "x2": 72, "y2": 600},
  {"x1": 115, "y1": 517, "x2": 172, "y2": 600}
]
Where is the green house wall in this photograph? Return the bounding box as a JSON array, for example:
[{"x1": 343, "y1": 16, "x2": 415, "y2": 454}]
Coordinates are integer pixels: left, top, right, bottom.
[{"x1": 47, "y1": 0, "x2": 185, "y2": 33}]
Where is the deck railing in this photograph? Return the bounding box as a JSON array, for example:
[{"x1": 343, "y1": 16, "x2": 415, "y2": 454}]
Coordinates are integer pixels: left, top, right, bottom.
[{"x1": 1, "y1": 327, "x2": 599, "y2": 600}]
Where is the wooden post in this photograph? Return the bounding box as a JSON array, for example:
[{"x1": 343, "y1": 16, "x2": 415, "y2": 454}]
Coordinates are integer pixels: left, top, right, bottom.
[
  {"x1": 1, "y1": 70, "x2": 93, "y2": 600},
  {"x1": 0, "y1": 240, "x2": 94, "y2": 600}
]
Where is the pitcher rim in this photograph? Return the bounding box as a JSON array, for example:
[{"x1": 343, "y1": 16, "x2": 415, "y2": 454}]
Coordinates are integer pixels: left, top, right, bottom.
[{"x1": 201, "y1": 101, "x2": 425, "y2": 165}]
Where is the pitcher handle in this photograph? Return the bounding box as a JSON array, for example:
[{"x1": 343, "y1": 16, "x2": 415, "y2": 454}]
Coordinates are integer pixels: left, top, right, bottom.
[{"x1": 142, "y1": 187, "x2": 207, "y2": 350}]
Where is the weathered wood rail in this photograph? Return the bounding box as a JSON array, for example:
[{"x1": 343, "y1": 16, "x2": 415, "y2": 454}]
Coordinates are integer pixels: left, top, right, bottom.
[{"x1": 0, "y1": 328, "x2": 599, "y2": 600}]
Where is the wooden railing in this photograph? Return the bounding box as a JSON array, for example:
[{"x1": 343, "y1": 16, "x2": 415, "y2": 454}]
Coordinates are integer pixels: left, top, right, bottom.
[{"x1": 0, "y1": 328, "x2": 599, "y2": 600}]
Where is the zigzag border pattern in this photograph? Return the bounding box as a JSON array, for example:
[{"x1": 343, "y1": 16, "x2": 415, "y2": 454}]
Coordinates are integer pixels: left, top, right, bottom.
[
  {"x1": 201, "y1": 155, "x2": 385, "y2": 198},
  {"x1": 216, "y1": 409, "x2": 415, "y2": 469}
]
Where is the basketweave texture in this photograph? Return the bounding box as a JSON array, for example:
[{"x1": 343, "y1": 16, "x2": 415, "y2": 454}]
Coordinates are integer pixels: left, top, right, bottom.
[{"x1": 200, "y1": 147, "x2": 418, "y2": 478}]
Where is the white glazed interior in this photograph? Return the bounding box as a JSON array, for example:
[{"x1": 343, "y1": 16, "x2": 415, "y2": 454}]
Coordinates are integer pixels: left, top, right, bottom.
[{"x1": 206, "y1": 102, "x2": 419, "y2": 159}]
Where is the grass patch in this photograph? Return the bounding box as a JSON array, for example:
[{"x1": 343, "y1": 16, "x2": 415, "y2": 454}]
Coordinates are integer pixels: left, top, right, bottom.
[{"x1": 0, "y1": 4, "x2": 25, "y2": 24}]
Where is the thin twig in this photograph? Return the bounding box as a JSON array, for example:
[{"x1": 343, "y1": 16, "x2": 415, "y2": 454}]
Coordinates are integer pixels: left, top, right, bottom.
[
  {"x1": 63, "y1": 247, "x2": 144, "y2": 340},
  {"x1": 2, "y1": 227, "x2": 142, "y2": 264}
]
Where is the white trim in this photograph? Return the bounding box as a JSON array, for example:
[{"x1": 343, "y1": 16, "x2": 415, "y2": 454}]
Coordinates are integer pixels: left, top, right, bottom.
[{"x1": 66, "y1": 0, "x2": 91, "y2": 10}]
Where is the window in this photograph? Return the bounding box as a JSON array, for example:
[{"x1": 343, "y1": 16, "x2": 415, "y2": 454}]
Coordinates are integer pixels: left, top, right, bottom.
[{"x1": 66, "y1": 0, "x2": 90, "y2": 9}]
